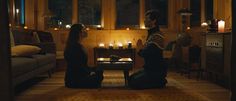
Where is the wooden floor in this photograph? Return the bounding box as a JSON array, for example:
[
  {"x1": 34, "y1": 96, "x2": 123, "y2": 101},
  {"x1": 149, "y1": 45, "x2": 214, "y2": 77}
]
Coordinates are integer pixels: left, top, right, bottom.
[{"x1": 15, "y1": 70, "x2": 230, "y2": 101}]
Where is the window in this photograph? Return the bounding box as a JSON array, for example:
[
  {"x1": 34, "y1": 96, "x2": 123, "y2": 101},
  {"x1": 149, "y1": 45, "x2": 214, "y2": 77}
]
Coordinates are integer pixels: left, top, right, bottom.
[
  {"x1": 15, "y1": 0, "x2": 25, "y2": 26},
  {"x1": 205, "y1": 0, "x2": 213, "y2": 21},
  {"x1": 190, "y1": 0, "x2": 201, "y2": 26},
  {"x1": 48, "y1": 0, "x2": 72, "y2": 28},
  {"x1": 78, "y1": 0, "x2": 101, "y2": 26},
  {"x1": 145, "y1": 0, "x2": 168, "y2": 26},
  {"x1": 116, "y1": 0, "x2": 140, "y2": 28}
]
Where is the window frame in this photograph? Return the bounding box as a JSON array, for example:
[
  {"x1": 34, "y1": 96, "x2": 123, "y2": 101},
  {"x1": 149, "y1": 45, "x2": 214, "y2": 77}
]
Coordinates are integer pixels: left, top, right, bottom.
[
  {"x1": 77, "y1": 0, "x2": 102, "y2": 29},
  {"x1": 115, "y1": 0, "x2": 140, "y2": 30}
]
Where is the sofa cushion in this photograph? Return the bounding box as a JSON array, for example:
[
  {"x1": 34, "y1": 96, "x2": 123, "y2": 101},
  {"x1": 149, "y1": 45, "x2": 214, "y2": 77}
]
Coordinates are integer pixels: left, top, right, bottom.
[
  {"x1": 11, "y1": 45, "x2": 41, "y2": 57},
  {"x1": 10, "y1": 30, "x2": 15, "y2": 47},
  {"x1": 11, "y1": 57, "x2": 37, "y2": 77},
  {"x1": 31, "y1": 53, "x2": 56, "y2": 66}
]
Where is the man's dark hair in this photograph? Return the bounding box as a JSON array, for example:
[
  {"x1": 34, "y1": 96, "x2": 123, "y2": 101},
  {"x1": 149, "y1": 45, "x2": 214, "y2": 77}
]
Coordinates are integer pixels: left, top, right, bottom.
[{"x1": 145, "y1": 9, "x2": 160, "y2": 27}]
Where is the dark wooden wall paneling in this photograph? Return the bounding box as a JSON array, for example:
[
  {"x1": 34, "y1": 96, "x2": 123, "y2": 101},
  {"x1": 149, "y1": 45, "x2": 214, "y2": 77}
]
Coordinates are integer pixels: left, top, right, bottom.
[
  {"x1": 231, "y1": 0, "x2": 236, "y2": 101},
  {"x1": 0, "y1": 0, "x2": 13, "y2": 101}
]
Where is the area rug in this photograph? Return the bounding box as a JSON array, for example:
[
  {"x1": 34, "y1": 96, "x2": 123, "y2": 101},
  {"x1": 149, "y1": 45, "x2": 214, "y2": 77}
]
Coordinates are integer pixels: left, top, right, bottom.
[{"x1": 15, "y1": 71, "x2": 210, "y2": 101}]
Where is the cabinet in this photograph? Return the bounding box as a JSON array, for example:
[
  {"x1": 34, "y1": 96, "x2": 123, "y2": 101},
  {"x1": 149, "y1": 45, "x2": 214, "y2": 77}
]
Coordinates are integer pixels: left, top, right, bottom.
[{"x1": 202, "y1": 32, "x2": 231, "y2": 88}]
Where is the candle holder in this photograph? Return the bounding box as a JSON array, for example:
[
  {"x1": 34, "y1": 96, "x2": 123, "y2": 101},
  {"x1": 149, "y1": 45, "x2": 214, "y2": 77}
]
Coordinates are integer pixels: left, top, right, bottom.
[
  {"x1": 109, "y1": 43, "x2": 113, "y2": 49},
  {"x1": 118, "y1": 43, "x2": 123, "y2": 49},
  {"x1": 128, "y1": 41, "x2": 132, "y2": 49}
]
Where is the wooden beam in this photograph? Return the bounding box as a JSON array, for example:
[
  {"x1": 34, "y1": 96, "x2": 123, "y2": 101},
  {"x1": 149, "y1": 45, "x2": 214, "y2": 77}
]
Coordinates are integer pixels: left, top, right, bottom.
[
  {"x1": 0, "y1": 0, "x2": 13, "y2": 101},
  {"x1": 231, "y1": 0, "x2": 236, "y2": 101}
]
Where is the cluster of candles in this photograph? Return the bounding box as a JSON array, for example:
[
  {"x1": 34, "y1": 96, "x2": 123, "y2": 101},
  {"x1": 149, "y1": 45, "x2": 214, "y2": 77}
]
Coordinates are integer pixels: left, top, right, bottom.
[
  {"x1": 201, "y1": 20, "x2": 225, "y2": 33},
  {"x1": 98, "y1": 41, "x2": 132, "y2": 49}
]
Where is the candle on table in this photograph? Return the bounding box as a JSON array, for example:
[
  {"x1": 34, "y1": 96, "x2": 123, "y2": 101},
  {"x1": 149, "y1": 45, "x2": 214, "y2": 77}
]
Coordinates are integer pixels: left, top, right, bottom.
[
  {"x1": 99, "y1": 43, "x2": 105, "y2": 48},
  {"x1": 109, "y1": 43, "x2": 113, "y2": 49},
  {"x1": 118, "y1": 43, "x2": 123, "y2": 49},
  {"x1": 128, "y1": 41, "x2": 132, "y2": 49},
  {"x1": 218, "y1": 20, "x2": 225, "y2": 33}
]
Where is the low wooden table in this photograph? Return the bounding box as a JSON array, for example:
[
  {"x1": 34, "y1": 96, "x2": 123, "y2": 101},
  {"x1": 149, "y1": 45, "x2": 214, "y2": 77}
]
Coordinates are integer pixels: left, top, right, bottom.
[{"x1": 96, "y1": 58, "x2": 133, "y2": 87}]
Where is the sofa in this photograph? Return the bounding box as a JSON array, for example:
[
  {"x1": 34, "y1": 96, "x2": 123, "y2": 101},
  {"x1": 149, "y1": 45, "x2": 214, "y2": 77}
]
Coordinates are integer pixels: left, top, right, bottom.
[{"x1": 11, "y1": 29, "x2": 56, "y2": 87}]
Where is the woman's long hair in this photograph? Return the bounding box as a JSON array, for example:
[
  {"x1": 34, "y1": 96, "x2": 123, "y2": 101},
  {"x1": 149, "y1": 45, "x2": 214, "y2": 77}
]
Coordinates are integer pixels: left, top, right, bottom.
[{"x1": 65, "y1": 24, "x2": 84, "y2": 49}]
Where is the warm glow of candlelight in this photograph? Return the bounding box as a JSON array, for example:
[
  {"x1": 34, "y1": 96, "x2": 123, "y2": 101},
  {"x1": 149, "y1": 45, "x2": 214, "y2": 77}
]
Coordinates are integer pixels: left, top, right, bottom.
[
  {"x1": 99, "y1": 43, "x2": 105, "y2": 47},
  {"x1": 118, "y1": 43, "x2": 123, "y2": 47},
  {"x1": 187, "y1": 27, "x2": 191, "y2": 30},
  {"x1": 218, "y1": 20, "x2": 225, "y2": 33},
  {"x1": 201, "y1": 22, "x2": 208, "y2": 27},
  {"x1": 97, "y1": 25, "x2": 101, "y2": 28},
  {"x1": 126, "y1": 28, "x2": 130, "y2": 30},
  {"x1": 140, "y1": 26, "x2": 146, "y2": 29},
  {"x1": 54, "y1": 28, "x2": 59, "y2": 30},
  {"x1": 109, "y1": 43, "x2": 113, "y2": 46},
  {"x1": 98, "y1": 58, "x2": 104, "y2": 61},
  {"x1": 127, "y1": 41, "x2": 132, "y2": 48},
  {"x1": 16, "y1": 9, "x2": 19, "y2": 14},
  {"x1": 65, "y1": 25, "x2": 71, "y2": 29},
  {"x1": 58, "y1": 21, "x2": 62, "y2": 25},
  {"x1": 23, "y1": 26, "x2": 28, "y2": 29},
  {"x1": 86, "y1": 27, "x2": 90, "y2": 31}
]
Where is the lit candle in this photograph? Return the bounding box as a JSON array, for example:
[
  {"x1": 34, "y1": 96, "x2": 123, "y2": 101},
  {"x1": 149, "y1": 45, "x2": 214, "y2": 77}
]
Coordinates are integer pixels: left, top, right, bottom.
[
  {"x1": 201, "y1": 22, "x2": 208, "y2": 27},
  {"x1": 187, "y1": 26, "x2": 191, "y2": 30},
  {"x1": 54, "y1": 28, "x2": 59, "y2": 30},
  {"x1": 16, "y1": 9, "x2": 20, "y2": 25},
  {"x1": 16, "y1": 9, "x2": 19, "y2": 14},
  {"x1": 97, "y1": 25, "x2": 102, "y2": 30},
  {"x1": 65, "y1": 24, "x2": 71, "y2": 29},
  {"x1": 201, "y1": 22, "x2": 208, "y2": 32},
  {"x1": 128, "y1": 41, "x2": 132, "y2": 48},
  {"x1": 86, "y1": 27, "x2": 90, "y2": 31},
  {"x1": 140, "y1": 26, "x2": 146, "y2": 29},
  {"x1": 218, "y1": 20, "x2": 225, "y2": 33},
  {"x1": 23, "y1": 26, "x2": 28, "y2": 29},
  {"x1": 118, "y1": 43, "x2": 123, "y2": 49},
  {"x1": 109, "y1": 43, "x2": 113, "y2": 49},
  {"x1": 99, "y1": 43, "x2": 105, "y2": 48}
]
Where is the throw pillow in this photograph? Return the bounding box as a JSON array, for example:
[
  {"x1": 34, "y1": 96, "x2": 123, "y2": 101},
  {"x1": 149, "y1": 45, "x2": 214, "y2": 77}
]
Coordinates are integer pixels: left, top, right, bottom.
[
  {"x1": 10, "y1": 30, "x2": 15, "y2": 47},
  {"x1": 11, "y1": 45, "x2": 41, "y2": 57}
]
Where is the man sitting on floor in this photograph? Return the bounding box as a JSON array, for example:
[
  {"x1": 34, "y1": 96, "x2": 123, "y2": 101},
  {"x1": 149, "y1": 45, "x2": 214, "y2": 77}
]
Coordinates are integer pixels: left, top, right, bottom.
[{"x1": 128, "y1": 10, "x2": 168, "y2": 89}]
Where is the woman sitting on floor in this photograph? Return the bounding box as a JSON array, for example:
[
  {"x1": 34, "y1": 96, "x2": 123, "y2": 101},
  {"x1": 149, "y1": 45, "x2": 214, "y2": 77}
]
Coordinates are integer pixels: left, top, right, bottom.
[{"x1": 64, "y1": 23, "x2": 103, "y2": 88}]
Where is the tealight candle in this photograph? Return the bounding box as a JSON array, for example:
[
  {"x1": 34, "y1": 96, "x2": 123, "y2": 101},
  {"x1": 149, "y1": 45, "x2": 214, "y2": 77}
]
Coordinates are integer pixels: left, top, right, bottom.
[
  {"x1": 118, "y1": 43, "x2": 123, "y2": 49},
  {"x1": 128, "y1": 41, "x2": 132, "y2": 49},
  {"x1": 23, "y1": 26, "x2": 28, "y2": 29},
  {"x1": 98, "y1": 43, "x2": 105, "y2": 48},
  {"x1": 218, "y1": 20, "x2": 225, "y2": 33},
  {"x1": 201, "y1": 22, "x2": 208, "y2": 32},
  {"x1": 54, "y1": 28, "x2": 59, "y2": 30},
  {"x1": 97, "y1": 25, "x2": 102, "y2": 30},
  {"x1": 109, "y1": 43, "x2": 113, "y2": 49},
  {"x1": 201, "y1": 22, "x2": 208, "y2": 27}
]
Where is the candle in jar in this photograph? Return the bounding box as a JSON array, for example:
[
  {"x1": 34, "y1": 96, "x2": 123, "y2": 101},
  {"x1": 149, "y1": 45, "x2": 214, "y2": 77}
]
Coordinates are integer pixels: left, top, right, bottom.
[{"x1": 218, "y1": 20, "x2": 225, "y2": 33}]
